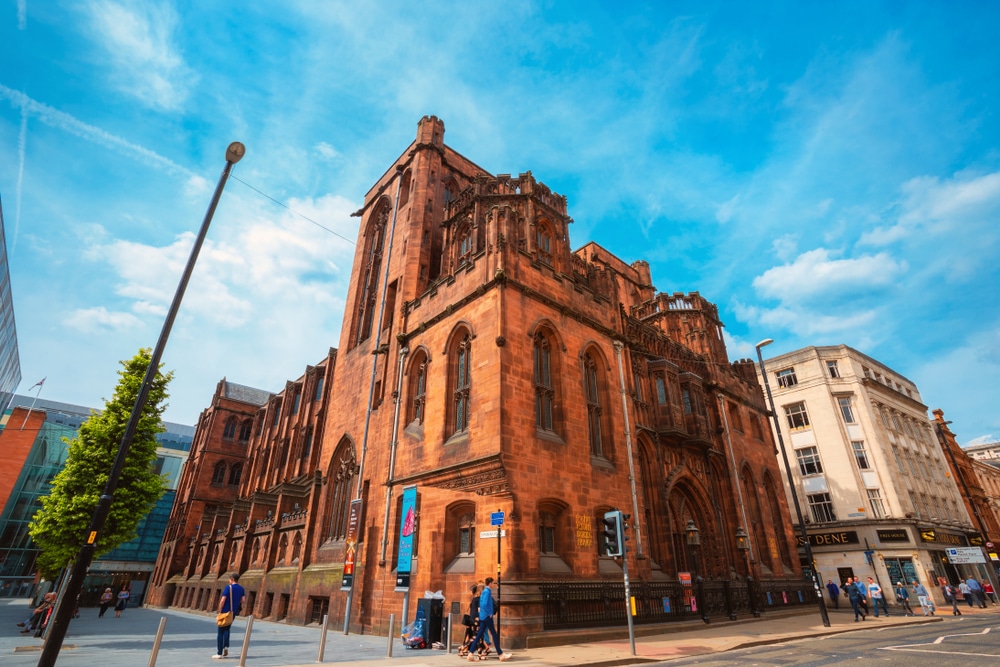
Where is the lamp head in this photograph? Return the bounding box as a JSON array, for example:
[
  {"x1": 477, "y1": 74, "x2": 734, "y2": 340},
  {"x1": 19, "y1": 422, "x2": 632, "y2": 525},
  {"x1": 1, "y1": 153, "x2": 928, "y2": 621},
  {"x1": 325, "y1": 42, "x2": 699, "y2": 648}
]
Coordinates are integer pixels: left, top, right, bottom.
[
  {"x1": 755, "y1": 338, "x2": 774, "y2": 350},
  {"x1": 226, "y1": 142, "x2": 246, "y2": 164}
]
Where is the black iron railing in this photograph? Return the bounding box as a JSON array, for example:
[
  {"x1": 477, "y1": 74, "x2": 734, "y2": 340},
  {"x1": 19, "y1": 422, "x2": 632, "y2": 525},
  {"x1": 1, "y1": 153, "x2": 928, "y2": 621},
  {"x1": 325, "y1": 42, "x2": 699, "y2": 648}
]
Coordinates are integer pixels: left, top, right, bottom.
[{"x1": 539, "y1": 577, "x2": 816, "y2": 630}]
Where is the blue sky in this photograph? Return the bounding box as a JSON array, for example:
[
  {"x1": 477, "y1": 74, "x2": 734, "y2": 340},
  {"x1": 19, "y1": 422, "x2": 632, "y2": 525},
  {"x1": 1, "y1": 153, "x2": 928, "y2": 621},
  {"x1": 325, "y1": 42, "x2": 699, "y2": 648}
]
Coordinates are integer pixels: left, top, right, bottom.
[{"x1": 1, "y1": 1, "x2": 998, "y2": 444}]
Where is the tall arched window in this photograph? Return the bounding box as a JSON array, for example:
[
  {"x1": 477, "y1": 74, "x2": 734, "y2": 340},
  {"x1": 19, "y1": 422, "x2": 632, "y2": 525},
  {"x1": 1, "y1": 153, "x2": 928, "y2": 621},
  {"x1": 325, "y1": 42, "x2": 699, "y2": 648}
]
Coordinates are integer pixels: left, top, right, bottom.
[
  {"x1": 763, "y1": 472, "x2": 793, "y2": 571},
  {"x1": 326, "y1": 439, "x2": 358, "y2": 541},
  {"x1": 222, "y1": 417, "x2": 238, "y2": 440},
  {"x1": 584, "y1": 351, "x2": 604, "y2": 458},
  {"x1": 228, "y1": 463, "x2": 243, "y2": 487},
  {"x1": 456, "y1": 222, "x2": 473, "y2": 268},
  {"x1": 212, "y1": 461, "x2": 227, "y2": 485},
  {"x1": 407, "y1": 349, "x2": 429, "y2": 427},
  {"x1": 534, "y1": 332, "x2": 555, "y2": 432},
  {"x1": 238, "y1": 419, "x2": 253, "y2": 443},
  {"x1": 536, "y1": 221, "x2": 553, "y2": 265},
  {"x1": 353, "y1": 199, "x2": 390, "y2": 346},
  {"x1": 452, "y1": 333, "x2": 472, "y2": 435}
]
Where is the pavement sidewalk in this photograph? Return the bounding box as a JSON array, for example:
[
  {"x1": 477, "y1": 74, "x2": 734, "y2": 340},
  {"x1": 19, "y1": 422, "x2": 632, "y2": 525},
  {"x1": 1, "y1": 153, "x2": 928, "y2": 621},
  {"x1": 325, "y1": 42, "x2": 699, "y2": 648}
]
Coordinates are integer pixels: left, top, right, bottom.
[
  {"x1": 285, "y1": 605, "x2": 998, "y2": 667},
  {"x1": 3, "y1": 597, "x2": 998, "y2": 667}
]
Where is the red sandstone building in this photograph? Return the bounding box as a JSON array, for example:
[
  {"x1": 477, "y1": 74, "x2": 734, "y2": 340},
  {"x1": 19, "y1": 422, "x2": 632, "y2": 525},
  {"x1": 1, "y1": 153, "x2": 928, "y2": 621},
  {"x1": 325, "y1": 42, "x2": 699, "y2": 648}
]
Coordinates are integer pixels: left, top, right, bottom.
[{"x1": 147, "y1": 117, "x2": 807, "y2": 644}]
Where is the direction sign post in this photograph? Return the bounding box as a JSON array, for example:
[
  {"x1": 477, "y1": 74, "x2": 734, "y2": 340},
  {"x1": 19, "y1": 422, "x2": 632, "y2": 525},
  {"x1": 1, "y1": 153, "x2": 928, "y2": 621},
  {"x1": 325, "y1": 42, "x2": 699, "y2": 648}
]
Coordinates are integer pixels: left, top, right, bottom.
[{"x1": 492, "y1": 509, "x2": 504, "y2": 640}]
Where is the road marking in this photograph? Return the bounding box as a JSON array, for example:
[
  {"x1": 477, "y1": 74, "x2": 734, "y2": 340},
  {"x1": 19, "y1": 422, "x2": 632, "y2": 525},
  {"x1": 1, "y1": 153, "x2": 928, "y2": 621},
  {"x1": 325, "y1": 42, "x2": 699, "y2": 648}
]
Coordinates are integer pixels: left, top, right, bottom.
[{"x1": 881, "y1": 627, "x2": 999, "y2": 657}]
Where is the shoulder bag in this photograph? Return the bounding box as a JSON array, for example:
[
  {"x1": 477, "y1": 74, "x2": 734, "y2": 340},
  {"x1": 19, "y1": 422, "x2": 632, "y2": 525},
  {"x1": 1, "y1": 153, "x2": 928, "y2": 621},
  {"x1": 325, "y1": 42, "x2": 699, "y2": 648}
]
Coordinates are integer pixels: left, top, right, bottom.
[{"x1": 216, "y1": 585, "x2": 235, "y2": 627}]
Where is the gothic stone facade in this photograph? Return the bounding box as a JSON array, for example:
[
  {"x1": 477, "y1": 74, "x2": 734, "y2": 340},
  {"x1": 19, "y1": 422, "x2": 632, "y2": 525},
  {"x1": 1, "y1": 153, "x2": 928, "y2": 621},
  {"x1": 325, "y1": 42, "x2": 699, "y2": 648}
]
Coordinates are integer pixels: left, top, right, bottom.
[{"x1": 147, "y1": 117, "x2": 800, "y2": 644}]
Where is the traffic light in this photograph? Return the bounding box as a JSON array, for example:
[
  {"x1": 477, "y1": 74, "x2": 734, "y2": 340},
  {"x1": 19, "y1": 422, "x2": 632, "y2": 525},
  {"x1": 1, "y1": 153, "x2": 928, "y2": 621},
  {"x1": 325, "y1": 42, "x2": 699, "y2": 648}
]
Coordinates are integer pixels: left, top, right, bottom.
[
  {"x1": 621, "y1": 513, "x2": 631, "y2": 551},
  {"x1": 603, "y1": 510, "x2": 624, "y2": 557}
]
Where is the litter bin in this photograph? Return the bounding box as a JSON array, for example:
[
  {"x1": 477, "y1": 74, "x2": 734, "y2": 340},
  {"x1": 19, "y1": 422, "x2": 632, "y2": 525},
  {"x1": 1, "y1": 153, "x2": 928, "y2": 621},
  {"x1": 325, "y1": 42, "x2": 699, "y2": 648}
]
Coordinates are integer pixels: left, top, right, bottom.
[{"x1": 416, "y1": 597, "x2": 444, "y2": 645}]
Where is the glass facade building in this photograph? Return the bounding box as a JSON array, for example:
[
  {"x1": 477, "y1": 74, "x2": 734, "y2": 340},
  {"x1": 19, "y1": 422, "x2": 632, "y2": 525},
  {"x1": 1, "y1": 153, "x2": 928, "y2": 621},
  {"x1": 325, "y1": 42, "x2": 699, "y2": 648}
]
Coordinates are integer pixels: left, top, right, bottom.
[
  {"x1": 0, "y1": 196, "x2": 21, "y2": 415},
  {"x1": 0, "y1": 396, "x2": 192, "y2": 601}
]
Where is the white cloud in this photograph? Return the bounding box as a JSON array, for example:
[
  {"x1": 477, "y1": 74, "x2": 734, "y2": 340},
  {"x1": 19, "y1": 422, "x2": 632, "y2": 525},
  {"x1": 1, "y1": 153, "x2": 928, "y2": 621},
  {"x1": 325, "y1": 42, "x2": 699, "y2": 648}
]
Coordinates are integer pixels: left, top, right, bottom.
[
  {"x1": 315, "y1": 142, "x2": 339, "y2": 161},
  {"x1": 82, "y1": 0, "x2": 197, "y2": 111},
  {"x1": 63, "y1": 307, "x2": 143, "y2": 333},
  {"x1": 911, "y1": 326, "x2": 1000, "y2": 447},
  {"x1": 715, "y1": 194, "x2": 739, "y2": 223},
  {"x1": 752, "y1": 248, "x2": 907, "y2": 302},
  {"x1": 83, "y1": 192, "x2": 358, "y2": 332},
  {"x1": 861, "y1": 170, "x2": 1000, "y2": 246}
]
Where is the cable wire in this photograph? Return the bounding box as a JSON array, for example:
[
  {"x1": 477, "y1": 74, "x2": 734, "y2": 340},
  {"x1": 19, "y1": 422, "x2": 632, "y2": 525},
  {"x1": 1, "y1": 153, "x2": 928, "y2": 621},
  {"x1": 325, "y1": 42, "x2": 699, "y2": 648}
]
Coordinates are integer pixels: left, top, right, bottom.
[{"x1": 230, "y1": 175, "x2": 356, "y2": 246}]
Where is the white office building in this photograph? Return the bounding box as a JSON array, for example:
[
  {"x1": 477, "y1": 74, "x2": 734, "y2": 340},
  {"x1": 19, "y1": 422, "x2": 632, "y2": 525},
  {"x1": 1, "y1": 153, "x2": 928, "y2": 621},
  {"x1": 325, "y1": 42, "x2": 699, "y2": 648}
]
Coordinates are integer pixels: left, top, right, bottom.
[{"x1": 757, "y1": 345, "x2": 975, "y2": 603}]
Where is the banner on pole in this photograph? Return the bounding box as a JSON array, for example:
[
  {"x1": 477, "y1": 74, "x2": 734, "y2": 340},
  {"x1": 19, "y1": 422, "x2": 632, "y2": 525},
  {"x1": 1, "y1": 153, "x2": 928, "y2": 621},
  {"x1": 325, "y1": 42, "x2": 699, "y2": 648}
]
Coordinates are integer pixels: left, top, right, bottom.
[
  {"x1": 341, "y1": 499, "x2": 363, "y2": 590},
  {"x1": 395, "y1": 486, "x2": 417, "y2": 591}
]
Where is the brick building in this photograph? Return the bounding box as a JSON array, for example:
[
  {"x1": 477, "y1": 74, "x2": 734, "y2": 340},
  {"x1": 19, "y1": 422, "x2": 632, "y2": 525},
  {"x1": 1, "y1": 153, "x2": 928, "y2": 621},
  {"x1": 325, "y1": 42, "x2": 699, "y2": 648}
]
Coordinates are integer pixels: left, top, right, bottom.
[
  {"x1": 147, "y1": 117, "x2": 803, "y2": 644},
  {"x1": 932, "y1": 410, "x2": 1000, "y2": 561}
]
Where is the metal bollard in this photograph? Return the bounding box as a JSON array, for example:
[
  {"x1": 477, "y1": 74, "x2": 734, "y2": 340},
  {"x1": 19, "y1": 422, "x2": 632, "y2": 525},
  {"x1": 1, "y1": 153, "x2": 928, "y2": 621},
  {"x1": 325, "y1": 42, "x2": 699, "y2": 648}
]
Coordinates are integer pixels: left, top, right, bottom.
[
  {"x1": 386, "y1": 614, "x2": 395, "y2": 657},
  {"x1": 446, "y1": 614, "x2": 454, "y2": 654},
  {"x1": 146, "y1": 617, "x2": 167, "y2": 667},
  {"x1": 317, "y1": 613, "x2": 330, "y2": 662},
  {"x1": 238, "y1": 616, "x2": 254, "y2": 667}
]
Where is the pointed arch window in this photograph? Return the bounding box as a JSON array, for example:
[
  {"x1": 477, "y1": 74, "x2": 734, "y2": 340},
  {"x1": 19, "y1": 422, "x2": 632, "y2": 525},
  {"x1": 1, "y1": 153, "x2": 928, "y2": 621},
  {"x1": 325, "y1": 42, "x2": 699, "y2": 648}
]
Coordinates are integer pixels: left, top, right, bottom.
[
  {"x1": 408, "y1": 350, "x2": 429, "y2": 427},
  {"x1": 534, "y1": 332, "x2": 555, "y2": 432},
  {"x1": 536, "y1": 222, "x2": 553, "y2": 265},
  {"x1": 584, "y1": 352, "x2": 604, "y2": 457},
  {"x1": 452, "y1": 333, "x2": 472, "y2": 434},
  {"x1": 228, "y1": 463, "x2": 243, "y2": 487},
  {"x1": 238, "y1": 419, "x2": 253, "y2": 443},
  {"x1": 223, "y1": 417, "x2": 238, "y2": 440},
  {"x1": 353, "y1": 201, "x2": 389, "y2": 346},
  {"x1": 212, "y1": 461, "x2": 227, "y2": 486},
  {"x1": 456, "y1": 222, "x2": 473, "y2": 268},
  {"x1": 326, "y1": 441, "x2": 358, "y2": 542}
]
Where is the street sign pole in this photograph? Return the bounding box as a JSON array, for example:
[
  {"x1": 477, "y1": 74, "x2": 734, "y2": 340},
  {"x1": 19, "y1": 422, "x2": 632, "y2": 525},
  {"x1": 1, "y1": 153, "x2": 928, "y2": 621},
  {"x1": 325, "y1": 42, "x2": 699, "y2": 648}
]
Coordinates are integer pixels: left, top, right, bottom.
[{"x1": 491, "y1": 510, "x2": 504, "y2": 640}]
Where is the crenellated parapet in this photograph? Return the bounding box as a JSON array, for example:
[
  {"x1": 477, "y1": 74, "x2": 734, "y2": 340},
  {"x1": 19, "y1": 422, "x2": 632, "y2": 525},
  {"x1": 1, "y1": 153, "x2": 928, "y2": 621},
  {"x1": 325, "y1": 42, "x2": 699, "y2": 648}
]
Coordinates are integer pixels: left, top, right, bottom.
[{"x1": 443, "y1": 171, "x2": 569, "y2": 224}]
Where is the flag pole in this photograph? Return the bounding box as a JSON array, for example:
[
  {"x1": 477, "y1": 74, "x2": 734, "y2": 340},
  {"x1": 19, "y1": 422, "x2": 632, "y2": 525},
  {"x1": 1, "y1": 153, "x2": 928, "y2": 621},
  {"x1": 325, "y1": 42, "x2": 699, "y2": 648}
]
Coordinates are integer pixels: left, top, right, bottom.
[{"x1": 20, "y1": 378, "x2": 45, "y2": 430}]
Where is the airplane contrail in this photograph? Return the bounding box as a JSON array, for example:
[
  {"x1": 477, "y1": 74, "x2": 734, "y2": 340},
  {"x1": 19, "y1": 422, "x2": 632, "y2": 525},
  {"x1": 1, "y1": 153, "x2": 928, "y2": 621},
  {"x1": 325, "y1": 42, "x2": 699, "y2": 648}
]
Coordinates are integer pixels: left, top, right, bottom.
[{"x1": 0, "y1": 84, "x2": 196, "y2": 181}]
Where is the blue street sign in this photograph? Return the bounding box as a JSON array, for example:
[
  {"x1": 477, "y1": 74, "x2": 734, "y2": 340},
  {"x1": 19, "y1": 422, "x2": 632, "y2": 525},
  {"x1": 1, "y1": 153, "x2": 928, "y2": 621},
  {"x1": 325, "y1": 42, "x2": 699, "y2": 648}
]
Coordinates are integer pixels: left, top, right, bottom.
[{"x1": 491, "y1": 511, "x2": 505, "y2": 526}]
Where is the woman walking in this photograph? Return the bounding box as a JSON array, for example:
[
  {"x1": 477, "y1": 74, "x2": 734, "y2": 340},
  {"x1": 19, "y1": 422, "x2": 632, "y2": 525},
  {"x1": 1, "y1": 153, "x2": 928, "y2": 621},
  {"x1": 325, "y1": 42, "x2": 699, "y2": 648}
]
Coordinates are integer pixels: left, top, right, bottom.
[
  {"x1": 98, "y1": 588, "x2": 114, "y2": 618},
  {"x1": 114, "y1": 586, "x2": 130, "y2": 618}
]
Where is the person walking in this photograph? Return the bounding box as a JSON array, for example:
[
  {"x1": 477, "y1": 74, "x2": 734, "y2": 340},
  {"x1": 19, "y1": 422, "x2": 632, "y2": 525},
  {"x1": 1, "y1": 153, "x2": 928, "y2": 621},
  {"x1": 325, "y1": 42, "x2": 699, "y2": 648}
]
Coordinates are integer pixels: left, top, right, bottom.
[
  {"x1": 847, "y1": 578, "x2": 867, "y2": 621},
  {"x1": 467, "y1": 577, "x2": 512, "y2": 662},
  {"x1": 913, "y1": 581, "x2": 935, "y2": 616},
  {"x1": 114, "y1": 586, "x2": 130, "y2": 618},
  {"x1": 942, "y1": 582, "x2": 962, "y2": 616},
  {"x1": 894, "y1": 582, "x2": 914, "y2": 616},
  {"x1": 983, "y1": 580, "x2": 996, "y2": 605},
  {"x1": 98, "y1": 588, "x2": 114, "y2": 618},
  {"x1": 965, "y1": 576, "x2": 986, "y2": 608},
  {"x1": 959, "y1": 580, "x2": 973, "y2": 608},
  {"x1": 867, "y1": 577, "x2": 889, "y2": 617},
  {"x1": 213, "y1": 573, "x2": 245, "y2": 659},
  {"x1": 460, "y1": 582, "x2": 490, "y2": 658},
  {"x1": 825, "y1": 580, "x2": 840, "y2": 609}
]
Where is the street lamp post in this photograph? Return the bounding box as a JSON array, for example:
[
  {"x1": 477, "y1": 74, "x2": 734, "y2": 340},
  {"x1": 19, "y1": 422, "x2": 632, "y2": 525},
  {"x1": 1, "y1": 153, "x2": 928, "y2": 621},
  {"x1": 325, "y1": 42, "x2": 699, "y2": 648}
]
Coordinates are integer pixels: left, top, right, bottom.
[
  {"x1": 736, "y1": 526, "x2": 760, "y2": 617},
  {"x1": 685, "y1": 520, "x2": 710, "y2": 624},
  {"x1": 756, "y1": 338, "x2": 831, "y2": 627},
  {"x1": 37, "y1": 143, "x2": 246, "y2": 667}
]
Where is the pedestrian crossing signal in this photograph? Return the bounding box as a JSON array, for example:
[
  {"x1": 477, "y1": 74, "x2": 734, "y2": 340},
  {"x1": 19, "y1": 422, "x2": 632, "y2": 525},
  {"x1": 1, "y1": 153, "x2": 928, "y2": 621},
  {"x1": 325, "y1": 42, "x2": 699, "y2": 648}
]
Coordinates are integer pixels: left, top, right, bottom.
[{"x1": 603, "y1": 510, "x2": 624, "y2": 557}]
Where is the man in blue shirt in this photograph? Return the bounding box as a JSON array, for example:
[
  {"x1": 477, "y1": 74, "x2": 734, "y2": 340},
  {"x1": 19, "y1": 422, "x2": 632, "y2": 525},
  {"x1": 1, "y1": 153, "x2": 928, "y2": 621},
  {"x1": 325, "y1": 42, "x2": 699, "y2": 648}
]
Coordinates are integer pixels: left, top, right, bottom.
[
  {"x1": 825, "y1": 580, "x2": 840, "y2": 609},
  {"x1": 467, "y1": 577, "x2": 512, "y2": 662},
  {"x1": 214, "y1": 573, "x2": 245, "y2": 659}
]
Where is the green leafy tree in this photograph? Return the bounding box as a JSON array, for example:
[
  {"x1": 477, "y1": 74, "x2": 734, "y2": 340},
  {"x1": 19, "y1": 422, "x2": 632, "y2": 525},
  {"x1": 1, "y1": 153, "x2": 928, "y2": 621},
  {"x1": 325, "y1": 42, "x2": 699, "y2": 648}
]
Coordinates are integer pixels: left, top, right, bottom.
[{"x1": 29, "y1": 348, "x2": 173, "y2": 578}]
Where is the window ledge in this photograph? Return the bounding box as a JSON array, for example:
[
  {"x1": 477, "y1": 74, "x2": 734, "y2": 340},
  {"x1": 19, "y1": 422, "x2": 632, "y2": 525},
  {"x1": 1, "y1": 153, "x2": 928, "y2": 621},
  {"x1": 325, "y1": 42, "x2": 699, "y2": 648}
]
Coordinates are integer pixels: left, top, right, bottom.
[
  {"x1": 590, "y1": 456, "x2": 615, "y2": 471},
  {"x1": 404, "y1": 421, "x2": 424, "y2": 441},
  {"x1": 445, "y1": 431, "x2": 470, "y2": 448},
  {"x1": 444, "y1": 553, "x2": 476, "y2": 574},
  {"x1": 535, "y1": 429, "x2": 565, "y2": 445}
]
